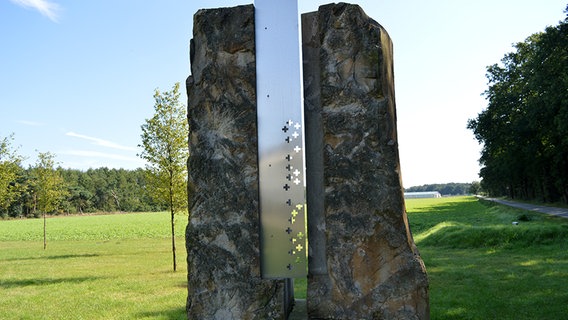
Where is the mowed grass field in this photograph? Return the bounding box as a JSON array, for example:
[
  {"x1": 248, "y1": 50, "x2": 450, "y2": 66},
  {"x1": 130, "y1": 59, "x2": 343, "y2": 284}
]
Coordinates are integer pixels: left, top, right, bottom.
[
  {"x1": 2, "y1": 197, "x2": 568, "y2": 319},
  {"x1": 406, "y1": 196, "x2": 568, "y2": 319},
  {"x1": 0, "y1": 212, "x2": 188, "y2": 320}
]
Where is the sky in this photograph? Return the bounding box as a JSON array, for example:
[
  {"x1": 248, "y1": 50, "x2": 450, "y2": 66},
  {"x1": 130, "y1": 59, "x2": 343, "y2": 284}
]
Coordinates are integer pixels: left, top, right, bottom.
[{"x1": 1, "y1": 0, "x2": 566, "y2": 188}]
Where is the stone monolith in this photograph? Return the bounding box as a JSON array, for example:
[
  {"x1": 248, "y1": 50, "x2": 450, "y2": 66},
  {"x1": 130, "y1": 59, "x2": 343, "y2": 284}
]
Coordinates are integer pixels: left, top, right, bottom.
[
  {"x1": 303, "y1": 4, "x2": 430, "y2": 319},
  {"x1": 185, "y1": 5, "x2": 290, "y2": 320}
]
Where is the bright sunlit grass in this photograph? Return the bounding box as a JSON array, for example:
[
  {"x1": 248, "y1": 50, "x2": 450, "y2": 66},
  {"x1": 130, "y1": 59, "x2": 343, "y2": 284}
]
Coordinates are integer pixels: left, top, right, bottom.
[
  {"x1": 0, "y1": 213, "x2": 188, "y2": 320},
  {"x1": 2, "y1": 199, "x2": 568, "y2": 319},
  {"x1": 407, "y1": 196, "x2": 568, "y2": 319}
]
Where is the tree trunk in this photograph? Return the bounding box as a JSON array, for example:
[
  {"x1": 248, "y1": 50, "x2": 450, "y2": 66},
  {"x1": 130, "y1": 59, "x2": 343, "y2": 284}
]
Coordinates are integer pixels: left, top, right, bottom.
[
  {"x1": 43, "y1": 212, "x2": 47, "y2": 250},
  {"x1": 171, "y1": 208, "x2": 176, "y2": 272},
  {"x1": 170, "y1": 179, "x2": 176, "y2": 272}
]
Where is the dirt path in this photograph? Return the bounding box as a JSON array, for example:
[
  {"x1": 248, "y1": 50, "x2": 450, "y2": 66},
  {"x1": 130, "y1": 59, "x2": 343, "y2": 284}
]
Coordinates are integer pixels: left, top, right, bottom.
[{"x1": 482, "y1": 197, "x2": 568, "y2": 219}]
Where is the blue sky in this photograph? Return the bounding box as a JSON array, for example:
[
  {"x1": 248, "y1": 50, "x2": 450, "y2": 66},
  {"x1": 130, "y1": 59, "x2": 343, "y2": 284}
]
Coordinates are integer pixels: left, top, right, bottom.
[{"x1": 1, "y1": 0, "x2": 566, "y2": 187}]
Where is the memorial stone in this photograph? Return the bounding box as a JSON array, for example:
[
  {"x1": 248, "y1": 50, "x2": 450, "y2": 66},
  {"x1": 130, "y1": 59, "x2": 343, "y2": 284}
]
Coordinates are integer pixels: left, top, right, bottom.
[
  {"x1": 185, "y1": 5, "x2": 290, "y2": 319},
  {"x1": 303, "y1": 4, "x2": 429, "y2": 319},
  {"x1": 186, "y1": 3, "x2": 429, "y2": 319}
]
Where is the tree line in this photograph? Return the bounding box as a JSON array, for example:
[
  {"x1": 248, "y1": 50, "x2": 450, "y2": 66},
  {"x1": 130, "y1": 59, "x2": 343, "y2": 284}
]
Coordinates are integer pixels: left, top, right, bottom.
[
  {"x1": 468, "y1": 6, "x2": 568, "y2": 203},
  {"x1": 0, "y1": 158, "x2": 166, "y2": 218},
  {"x1": 405, "y1": 182, "x2": 479, "y2": 196},
  {"x1": 1, "y1": 83, "x2": 187, "y2": 220}
]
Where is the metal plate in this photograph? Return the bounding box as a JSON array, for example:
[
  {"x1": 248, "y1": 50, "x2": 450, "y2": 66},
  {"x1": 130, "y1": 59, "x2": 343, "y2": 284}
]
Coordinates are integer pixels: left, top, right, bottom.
[{"x1": 255, "y1": 0, "x2": 307, "y2": 279}]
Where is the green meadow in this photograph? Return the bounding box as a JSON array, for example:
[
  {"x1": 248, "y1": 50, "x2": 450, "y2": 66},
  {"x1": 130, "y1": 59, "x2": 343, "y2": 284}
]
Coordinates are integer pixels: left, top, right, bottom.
[
  {"x1": 0, "y1": 212, "x2": 188, "y2": 320},
  {"x1": 406, "y1": 196, "x2": 568, "y2": 319},
  {"x1": 2, "y1": 197, "x2": 568, "y2": 319}
]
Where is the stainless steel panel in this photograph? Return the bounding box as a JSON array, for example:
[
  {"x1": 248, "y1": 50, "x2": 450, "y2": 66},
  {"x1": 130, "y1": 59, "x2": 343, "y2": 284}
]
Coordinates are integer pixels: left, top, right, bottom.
[{"x1": 255, "y1": 0, "x2": 307, "y2": 279}]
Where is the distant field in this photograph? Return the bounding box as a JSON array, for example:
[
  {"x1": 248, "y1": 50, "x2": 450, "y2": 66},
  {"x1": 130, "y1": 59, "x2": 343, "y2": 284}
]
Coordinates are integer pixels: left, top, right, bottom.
[
  {"x1": 0, "y1": 212, "x2": 188, "y2": 320},
  {"x1": 0, "y1": 212, "x2": 187, "y2": 241}
]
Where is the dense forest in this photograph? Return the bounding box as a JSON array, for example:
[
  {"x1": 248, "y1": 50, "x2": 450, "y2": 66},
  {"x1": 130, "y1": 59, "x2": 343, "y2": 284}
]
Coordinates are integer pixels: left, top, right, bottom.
[
  {"x1": 1, "y1": 166, "x2": 165, "y2": 218},
  {"x1": 468, "y1": 7, "x2": 568, "y2": 203},
  {"x1": 405, "y1": 182, "x2": 477, "y2": 196}
]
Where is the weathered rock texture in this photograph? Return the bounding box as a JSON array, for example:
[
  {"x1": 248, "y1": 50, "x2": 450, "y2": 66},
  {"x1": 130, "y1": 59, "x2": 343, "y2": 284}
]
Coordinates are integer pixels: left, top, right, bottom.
[
  {"x1": 185, "y1": 5, "x2": 289, "y2": 319},
  {"x1": 186, "y1": 2, "x2": 429, "y2": 319},
  {"x1": 303, "y1": 4, "x2": 430, "y2": 319}
]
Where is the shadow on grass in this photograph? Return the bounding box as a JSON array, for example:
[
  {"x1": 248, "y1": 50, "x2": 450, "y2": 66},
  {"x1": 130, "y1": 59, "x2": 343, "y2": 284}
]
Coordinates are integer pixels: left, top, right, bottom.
[
  {"x1": 137, "y1": 306, "x2": 187, "y2": 320},
  {"x1": 0, "y1": 276, "x2": 102, "y2": 288},
  {"x1": 4, "y1": 253, "x2": 101, "y2": 262},
  {"x1": 423, "y1": 247, "x2": 568, "y2": 320},
  {"x1": 408, "y1": 197, "x2": 568, "y2": 249}
]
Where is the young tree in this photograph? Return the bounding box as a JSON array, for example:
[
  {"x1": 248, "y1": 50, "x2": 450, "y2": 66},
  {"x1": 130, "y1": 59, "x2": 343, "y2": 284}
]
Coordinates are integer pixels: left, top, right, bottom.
[
  {"x1": 0, "y1": 134, "x2": 24, "y2": 215},
  {"x1": 139, "y1": 82, "x2": 189, "y2": 271},
  {"x1": 31, "y1": 152, "x2": 68, "y2": 249}
]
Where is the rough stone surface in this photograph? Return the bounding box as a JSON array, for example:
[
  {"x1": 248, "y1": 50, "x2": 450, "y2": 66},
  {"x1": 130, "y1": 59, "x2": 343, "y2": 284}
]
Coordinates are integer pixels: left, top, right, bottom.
[
  {"x1": 185, "y1": 5, "x2": 288, "y2": 320},
  {"x1": 303, "y1": 4, "x2": 430, "y2": 319}
]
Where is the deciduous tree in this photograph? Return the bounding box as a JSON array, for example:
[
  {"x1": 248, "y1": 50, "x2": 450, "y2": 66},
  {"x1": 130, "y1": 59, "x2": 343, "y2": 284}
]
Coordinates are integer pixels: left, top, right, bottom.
[
  {"x1": 0, "y1": 134, "x2": 24, "y2": 215},
  {"x1": 31, "y1": 152, "x2": 68, "y2": 249},
  {"x1": 139, "y1": 82, "x2": 189, "y2": 271},
  {"x1": 468, "y1": 8, "x2": 568, "y2": 203}
]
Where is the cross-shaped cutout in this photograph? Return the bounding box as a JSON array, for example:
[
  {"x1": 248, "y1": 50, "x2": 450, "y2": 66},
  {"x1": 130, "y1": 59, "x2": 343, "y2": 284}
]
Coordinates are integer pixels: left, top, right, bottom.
[
  {"x1": 296, "y1": 204, "x2": 303, "y2": 210},
  {"x1": 285, "y1": 137, "x2": 291, "y2": 143},
  {"x1": 286, "y1": 199, "x2": 292, "y2": 206},
  {"x1": 296, "y1": 244, "x2": 303, "y2": 251},
  {"x1": 287, "y1": 119, "x2": 293, "y2": 126},
  {"x1": 283, "y1": 184, "x2": 290, "y2": 191},
  {"x1": 292, "y1": 131, "x2": 299, "y2": 139},
  {"x1": 293, "y1": 169, "x2": 300, "y2": 176},
  {"x1": 293, "y1": 178, "x2": 301, "y2": 185},
  {"x1": 285, "y1": 227, "x2": 292, "y2": 234},
  {"x1": 286, "y1": 164, "x2": 292, "y2": 171},
  {"x1": 289, "y1": 216, "x2": 296, "y2": 224},
  {"x1": 291, "y1": 210, "x2": 298, "y2": 217},
  {"x1": 286, "y1": 154, "x2": 292, "y2": 161},
  {"x1": 297, "y1": 231, "x2": 304, "y2": 239},
  {"x1": 282, "y1": 126, "x2": 289, "y2": 133},
  {"x1": 294, "y1": 145, "x2": 301, "y2": 153},
  {"x1": 286, "y1": 174, "x2": 292, "y2": 181},
  {"x1": 287, "y1": 264, "x2": 292, "y2": 270},
  {"x1": 294, "y1": 123, "x2": 301, "y2": 130}
]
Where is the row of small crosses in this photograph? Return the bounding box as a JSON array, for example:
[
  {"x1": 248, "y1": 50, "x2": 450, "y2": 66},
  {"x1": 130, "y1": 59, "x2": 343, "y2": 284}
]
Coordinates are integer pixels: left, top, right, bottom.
[{"x1": 282, "y1": 119, "x2": 304, "y2": 271}]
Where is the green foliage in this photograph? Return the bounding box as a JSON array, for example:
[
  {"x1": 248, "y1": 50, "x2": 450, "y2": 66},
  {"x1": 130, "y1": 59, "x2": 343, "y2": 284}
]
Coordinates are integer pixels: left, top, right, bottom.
[
  {"x1": 138, "y1": 82, "x2": 189, "y2": 272},
  {"x1": 2, "y1": 166, "x2": 165, "y2": 218},
  {"x1": 468, "y1": 181, "x2": 482, "y2": 195},
  {"x1": 468, "y1": 10, "x2": 568, "y2": 203},
  {"x1": 0, "y1": 134, "x2": 24, "y2": 214},
  {"x1": 406, "y1": 196, "x2": 568, "y2": 319},
  {"x1": 405, "y1": 182, "x2": 475, "y2": 195},
  {"x1": 30, "y1": 152, "x2": 69, "y2": 215},
  {"x1": 58, "y1": 167, "x2": 164, "y2": 214},
  {"x1": 139, "y1": 82, "x2": 188, "y2": 216}
]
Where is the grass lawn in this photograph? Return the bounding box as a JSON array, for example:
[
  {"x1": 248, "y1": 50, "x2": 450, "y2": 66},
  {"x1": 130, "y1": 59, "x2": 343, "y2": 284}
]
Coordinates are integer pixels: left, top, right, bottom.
[
  {"x1": 0, "y1": 212, "x2": 188, "y2": 320},
  {"x1": 2, "y1": 199, "x2": 568, "y2": 319},
  {"x1": 407, "y1": 196, "x2": 568, "y2": 319}
]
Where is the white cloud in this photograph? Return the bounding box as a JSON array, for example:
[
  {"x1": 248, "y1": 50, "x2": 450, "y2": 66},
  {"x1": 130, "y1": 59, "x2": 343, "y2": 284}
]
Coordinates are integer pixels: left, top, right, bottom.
[
  {"x1": 66, "y1": 132, "x2": 137, "y2": 152},
  {"x1": 16, "y1": 120, "x2": 44, "y2": 126},
  {"x1": 9, "y1": 0, "x2": 61, "y2": 22}
]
